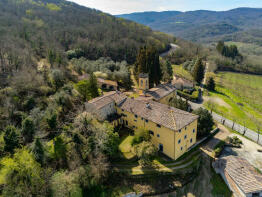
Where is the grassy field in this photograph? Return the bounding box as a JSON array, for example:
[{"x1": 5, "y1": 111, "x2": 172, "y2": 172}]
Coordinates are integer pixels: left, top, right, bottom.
[
  {"x1": 204, "y1": 72, "x2": 262, "y2": 131},
  {"x1": 173, "y1": 65, "x2": 193, "y2": 81}
]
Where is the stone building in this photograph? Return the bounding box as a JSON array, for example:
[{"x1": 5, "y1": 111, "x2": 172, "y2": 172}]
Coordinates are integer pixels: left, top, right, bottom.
[{"x1": 213, "y1": 156, "x2": 262, "y2": 197}]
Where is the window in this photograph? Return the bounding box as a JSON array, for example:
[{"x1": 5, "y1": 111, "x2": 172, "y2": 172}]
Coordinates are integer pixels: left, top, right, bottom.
[
  {"x1": 134, "y1": 114, "x2": 138, "y2": 118},
  {"x1": 157, "y1": 134, "x2": 160, "y2": 138},
  {"x1": 178, "y1": 139, "x2": 181, "y2": 144},
  {"x1": 193, "y1": 129, "x2": 195, "y2": 133},
  {"x1": 149, "y1": 130, "x2": 154, "y2": 136},
  {"x1": 141, "y1": 80, "x2": 143, "y2": 86},
  {"x1": 134, "y1": 119, "x2": 137, "y2": 122},
  {"x1": 157, "y1": 124, "x2": 161, "y2": 128},
  {"x1": 159, "y1": 144, "x2": 163, "y2": 152},
  {"x1": 179, "y1": 129, "x2": 181, "y2": 133},
  {"x1": 190, "y1": 138, "x2": 193, "y2": 143},
  {"x1": 141, "y1": 117, "x2": 144, "y2": 120},
  {"x1": 145, "y1": 80, "x2": 148, "y2": 87},
  {"x1": 185, "y1": 127, "x2": 187, "y2": 130},
  {"x1": 121, "y1": 109, "x2": 124, "y2": 112},
  {"x1": 184, "y1": 135, "x2": 187, "y2": 139},
  {"x1": 145, "y1": 119, "x2": 148, "y2": 123},
  {"x1": 181, "y1": 147, "x2": 183, "y2": 151}
]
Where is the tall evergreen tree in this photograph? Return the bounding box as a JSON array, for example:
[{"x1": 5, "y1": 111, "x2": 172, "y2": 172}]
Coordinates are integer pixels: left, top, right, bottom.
[
  {"x1": 32, "y1": 138, "x2": 45, "y2": 165},
  {"x1": 161, "y1": 60, "x2": 173, "y2": 82},
  {"x1": 216, "y1": 41, "x2": 225, "y2": 54},
  {"x1": 21, "y1": 117, "x2": 35, "y2": 143},
  {"x1": 192, "y1": 58, "x2": 205, "y2": 84},
  {"x1": 3, "y1": 126, "x2": 20, "y2": 153},
  {"x1": 206, "y1": 77, "x2": 215, "y2": 91},
  {"x1": 134, "y1": 46, "x2": 162, "y2": 87},
  {"x1": 88, "y1": 73, "x2": 99, "y2": 99}
]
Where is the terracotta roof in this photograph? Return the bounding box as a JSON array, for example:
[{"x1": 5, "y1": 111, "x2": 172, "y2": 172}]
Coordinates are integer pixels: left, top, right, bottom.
[
  {"x1": 88, "y1": 91, "x2": 126, "y2": 110},
  {"x1": 172, "y1": 76, "x2": 194, "y2": 87},
  {"x1": 145, "y1": 83, "x2": 176, "y2": 101},
  {"x1": 97, "y1": 78, "x2": 118, "y2": 87},
  {"x1": 216, "y1": 156, "x2": 262, "y2": 194},
  {"x1": 118, "y1": 97, "x2": 198, "y2": 131}
]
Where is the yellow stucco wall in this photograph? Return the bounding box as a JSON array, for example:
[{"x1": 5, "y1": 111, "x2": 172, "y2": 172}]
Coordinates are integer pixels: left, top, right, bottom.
[
  {"x1": 174, "y1": 119, "x2": 197, "y2": 159},
  {"x1": 139, "y1": 77, "x2": 149, "y2": 95},
  {"x1": 116, "y1": 106, "x2": 198, "y2": 160},
  {"x1": 157, "y1": 91, "x2": 177, "y2": 105}
]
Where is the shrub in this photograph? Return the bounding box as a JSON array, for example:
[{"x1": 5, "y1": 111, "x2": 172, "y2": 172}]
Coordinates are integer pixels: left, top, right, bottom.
[
  {"x1": 134, "y1": 141, "x2": 157, "y2": 167},
  {"x1": 193, "y1": 108, "x2": 214, "y2": 138},
  {"x1": 131, "y1": 129, "x2": 150, "y2": 146},
  {"x1": 177, "y1": 90, "x2": 199, "y2": 102}
]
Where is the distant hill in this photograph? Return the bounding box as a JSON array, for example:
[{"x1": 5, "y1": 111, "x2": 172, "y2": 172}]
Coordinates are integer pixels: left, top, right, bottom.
[
  {"x1": 118, "y1": 8, "x2": 262, "y2": 45},
  {"x1": 0, "y1": 0, "x2": 173, "y2": 66}
]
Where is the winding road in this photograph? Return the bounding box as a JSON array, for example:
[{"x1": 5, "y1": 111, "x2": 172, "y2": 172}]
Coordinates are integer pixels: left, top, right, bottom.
[{"x1": 160, "y1": 43, "x2": 180, "y2": 57}]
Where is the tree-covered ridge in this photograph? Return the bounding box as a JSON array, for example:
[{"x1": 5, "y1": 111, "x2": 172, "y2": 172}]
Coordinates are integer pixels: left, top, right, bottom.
[
  {"x1": 0, "y1": 0, "x2": 173, "y2": 70},
  {"x1": 118, "y1": 8, "x2": 262, "y2": 44}
]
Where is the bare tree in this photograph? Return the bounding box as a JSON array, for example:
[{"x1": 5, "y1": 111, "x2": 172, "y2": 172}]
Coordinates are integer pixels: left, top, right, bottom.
[
  {"x1": 256, "y1": 124, "x2": 261, "y2": 144},
  {"x1": 243, "y1": 121, "x2": 247, "y2": 136},
  {"x1": 232, "y1": 118, "x2": 236, "y2": 130},
  {"x1": 206, "y1": 99, "x2": 215, "y2": 115}
]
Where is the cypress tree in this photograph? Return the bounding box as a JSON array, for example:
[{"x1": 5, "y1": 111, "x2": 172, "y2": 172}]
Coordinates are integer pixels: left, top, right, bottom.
[
  {"x1": 192, "y1": 58, "x2": 205, "y2": 84},
  {"x1": 88, "y1": 73, "x2": 99, "y2": 99},
  {"x1": 207, "y1": 77, "x2": 215, "y2": 91},
  {"x1": 32, "y1": 138, "x2": 45, "y2": 165},
  {"x1": 134, "y1": 46, "x2": 162, "y2": 88},
  {"x1": 21, "y1": 117, "x2": 35, "y2": 143},
  {"x1": 3, "y1": 126, "x2": 19, "y2": 153}
]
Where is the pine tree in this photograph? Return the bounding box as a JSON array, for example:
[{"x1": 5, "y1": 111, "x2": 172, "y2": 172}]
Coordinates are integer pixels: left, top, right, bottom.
[
  {"x1": 192, "y1": 58, "x2": 205, "y2": 84},
  {"x1": 216, "y1": 41, "x2": 225, "y2": 54},
  {"x1": 32, "y1": 138, "x2": 45, "y2": 165},
  {"x1": 88, "y1": 73, "x2": 99, "y2": 99},
  {"x1": 22, "y1": 117, "x2": 35, "y2": 143},
  {"x1": 206, "y1": 77, "x2": 215, "y2": 91},
  {"x1": 3, "y1": 126, "x2": 19, "y2": 153}
]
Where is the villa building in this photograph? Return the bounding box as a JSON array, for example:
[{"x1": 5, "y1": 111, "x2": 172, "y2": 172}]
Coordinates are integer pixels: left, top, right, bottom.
[{"x1": 86, "y1": 91, "x2": 198, "y2": 160}]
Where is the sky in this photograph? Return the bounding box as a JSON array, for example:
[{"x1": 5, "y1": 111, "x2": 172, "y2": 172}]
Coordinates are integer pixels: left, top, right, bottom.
[{"x1": 69, "y1": 0, "x2": 262, "y2": 15}]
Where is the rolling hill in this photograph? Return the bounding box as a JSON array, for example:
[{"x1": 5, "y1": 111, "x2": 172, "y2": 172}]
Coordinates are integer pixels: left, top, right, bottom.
[
  {"x1": 117, "y1": 8, "x2": 262, "y2": 44},
  {"x1": 0, "y1": 0, "x2": 173, "y2": 68}
]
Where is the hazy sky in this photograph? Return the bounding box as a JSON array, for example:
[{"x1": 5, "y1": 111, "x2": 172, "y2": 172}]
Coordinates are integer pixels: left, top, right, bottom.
[{"x1": 69, "y1": 0, "x2": 262, "y2": 15}]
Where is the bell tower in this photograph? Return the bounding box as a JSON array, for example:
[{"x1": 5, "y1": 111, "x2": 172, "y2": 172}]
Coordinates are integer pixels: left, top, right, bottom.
[{"x1": 138, "y1": 73, "x2": 149, "y2": 95}]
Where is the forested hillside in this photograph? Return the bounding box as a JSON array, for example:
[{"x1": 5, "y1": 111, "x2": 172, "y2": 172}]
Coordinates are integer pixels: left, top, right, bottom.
[
  {"x1": 118, "y1": 8, "x2": 262, "y2": 44},
  {"x1": 0, "y1": 0, "x2": 173, "y2": 69},
  {"x1": 0, "y1": 1, "x2": 175, "y2": 196}
]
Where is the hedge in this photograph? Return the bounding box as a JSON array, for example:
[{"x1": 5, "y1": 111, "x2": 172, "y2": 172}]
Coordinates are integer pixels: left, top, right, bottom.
[{"x1": 177, "y1": 90, "x2": 199, "y2": 102}]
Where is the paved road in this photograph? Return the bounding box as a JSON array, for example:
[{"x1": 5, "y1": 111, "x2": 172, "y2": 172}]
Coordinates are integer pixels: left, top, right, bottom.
[
  {"x1": 160, "y1": 43, "x2": 180, "y2": 57},
  {"x1": 189, "y1": 100, "x2": 262, "y2": 146}
]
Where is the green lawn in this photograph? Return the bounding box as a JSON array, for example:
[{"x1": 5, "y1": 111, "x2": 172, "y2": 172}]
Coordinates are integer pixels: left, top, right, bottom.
[
  {"x1": 173, "y1": 65, "x2": 193, "y2": 81},
  {"x1": 204, "y1": 72, "x2": 262, "y2": 131},
  {"x1": 119, "y1": 135, "x2": 135, "y2": 160}
]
